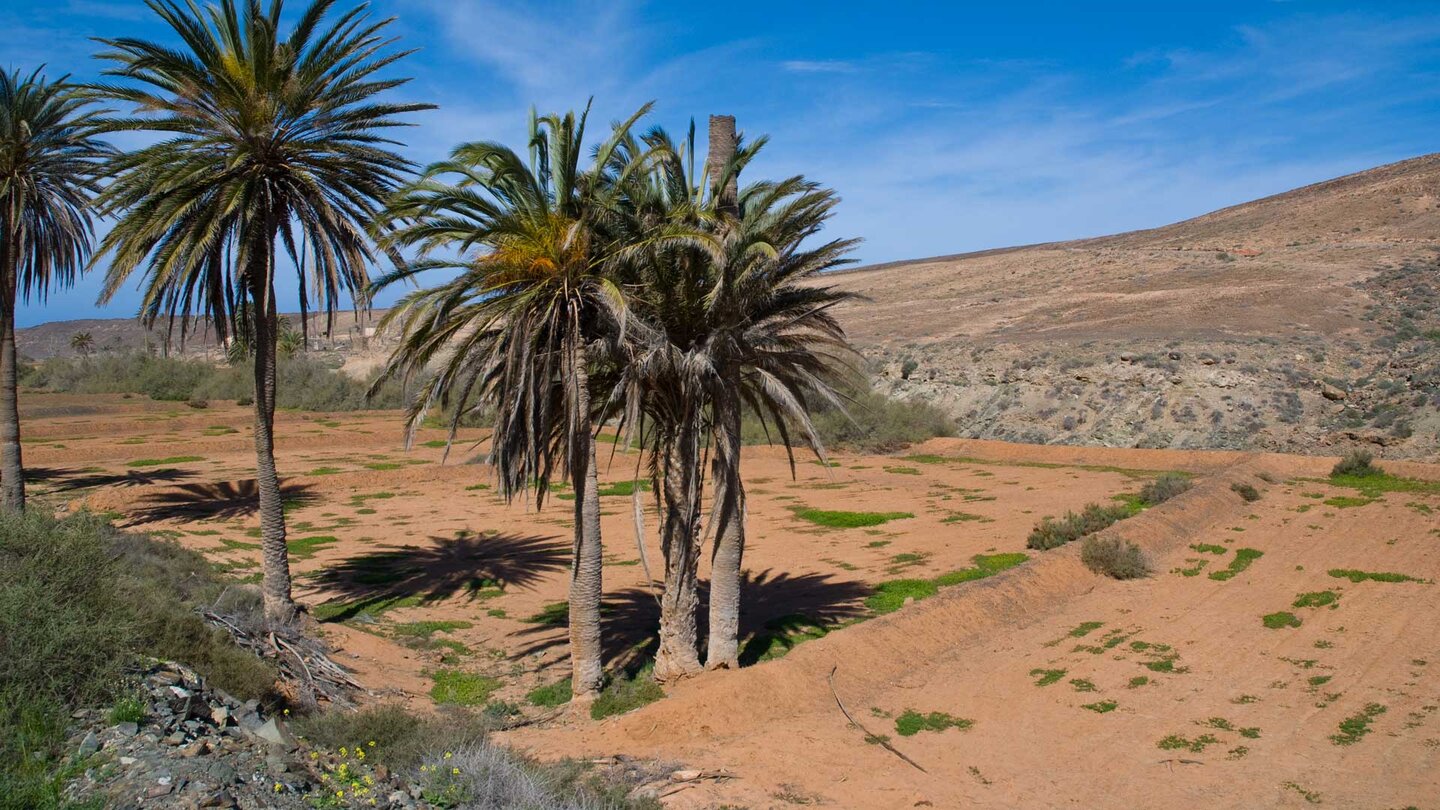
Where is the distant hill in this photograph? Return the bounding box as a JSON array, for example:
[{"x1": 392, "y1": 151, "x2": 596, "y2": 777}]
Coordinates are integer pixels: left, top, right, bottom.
[
  {"x1": 819, "y1": 152, "x2": 1440, "y2": 458},
  {"x1": 19, "y1": 154, "x2": 1440, "y2": 458}
]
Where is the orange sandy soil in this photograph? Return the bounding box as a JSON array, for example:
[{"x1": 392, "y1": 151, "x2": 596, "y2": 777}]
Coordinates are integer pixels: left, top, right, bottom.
[{"x1": 22, "y1": 392, "x2": 1440, "y2": 808}]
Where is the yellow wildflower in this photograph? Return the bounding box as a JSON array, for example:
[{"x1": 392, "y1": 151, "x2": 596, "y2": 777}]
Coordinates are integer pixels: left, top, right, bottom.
[
  {"x1": 443, "y1": 751, "x2": 453, "y2": 759},
  {"x1": 452, "y1": 767, "x2": 460, "y2": 775}
]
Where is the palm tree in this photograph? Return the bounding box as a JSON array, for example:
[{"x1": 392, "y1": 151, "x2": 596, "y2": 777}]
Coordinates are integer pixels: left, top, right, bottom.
[
  {"x1": 70, "y1": 331, "x2": 95, "y2": 358},
  {"x1": 605, "y1": 123, "x2": 859, "y2": 678},
  {"x1": 91, "y1": 0, "x2": 430, "y2": 623},
  {"x1": 0, "y1": 68, "x2": 110, "y2": 511},
  {"x1": 374, "y1": 104, "x2": 651, "y2": 704}
]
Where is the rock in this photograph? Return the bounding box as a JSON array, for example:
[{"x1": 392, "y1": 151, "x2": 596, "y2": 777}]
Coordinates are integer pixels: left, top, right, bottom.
[
  {"x1": 1168, "y1": 376, "x2": 1182, "y2": 385},
  {"x1": 206, "y1": 760, "x2": 238, "y2": 785},
  {"x1": 180, "y1": 740, "x2": 211, "y2": 758},
  {"x1": 1320, "y1": 383, "x2": 1347, "y2": 401},
  {"x1": 210, "y1": 706, "x2": 231, "y2": 727},
  {"x1": 245, "y1": 717, "x2": 295, "y2": 749},
  {"x1": 120, "y1": 756, "x2": 138, "y2": 766},
  {"x1": 146, "y1": 783, "x2": 174, "y2": 799},
  {"x1": 115, "y1": 721, "x2": 139, "y2": 737},
  {"x1": 164, "y1": 732, "x2": 187, "y2": 746},
  {"x1": 1200, "y1": 357, "x2": 1217, "y2": 365},
  {"x1": 77, "y1": 731, "x2": 101, "y2": 758},
  {"x1": 199, "y1": 790, "x2": 237, "y2": 809},
  {"x1": 1168, "y1": 351, "x2": 1182, "y2": 360}
]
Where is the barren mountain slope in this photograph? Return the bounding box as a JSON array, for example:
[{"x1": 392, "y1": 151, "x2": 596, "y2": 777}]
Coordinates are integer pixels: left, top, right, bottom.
[{"x1": 822, "y1": 153, "x2": 1440, "y2": 458}]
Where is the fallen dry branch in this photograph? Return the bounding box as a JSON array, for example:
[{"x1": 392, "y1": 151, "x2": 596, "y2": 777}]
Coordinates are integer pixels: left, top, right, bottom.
[
  {"x1": 200, "y1": 608, "x2": 361, "y2": 706},
  {"x1": 827, "y1": 665, "x2": 928, "y2": 773}
]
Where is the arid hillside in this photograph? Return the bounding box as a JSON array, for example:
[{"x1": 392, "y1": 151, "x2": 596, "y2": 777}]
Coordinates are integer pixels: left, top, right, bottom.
[
  {"x1": 21, "y1": 154, "x2": 1440, "y2": 459},
  {"x1": 822, "y1": 153, "x2": 1440, "y2": 459}
]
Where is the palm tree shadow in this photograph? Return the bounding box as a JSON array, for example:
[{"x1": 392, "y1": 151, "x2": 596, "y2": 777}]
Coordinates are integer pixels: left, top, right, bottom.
[
  {"x1": 305, "y1": 531, "x2": 570, "y2": 623},
  {"x1": 122, "y1": 480, "x2": 319, "y2": 525},
  {"x1": 510, "y1": 568, "x2": 872, "y2": 671},
  {"x1": 24, "y1": 466, "x2": 198, "y2": 492}
]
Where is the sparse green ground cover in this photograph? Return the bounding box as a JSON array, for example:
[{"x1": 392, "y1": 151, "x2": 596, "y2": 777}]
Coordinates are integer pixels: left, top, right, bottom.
[
  {"x1": 1330, "y1": 703, "x2": 1386, "y2": 745},
  {"x1": 789, "y1": 507, "x2": 914, "y2": 529},
  {"x1": 1328, "y1": 569, "x2": 1426, "y2": 584},
  {"x1": 1209, "y1": 548, "x2": 1264, "y2": 581},
  {"x1": 865, "y1": 553, "x2": 1028, "y2": 614},
  {"x1": 428, "y1": 669, "x2": 501, "y2": 706},
  {"x1": 1262, "y1": 611, "x2": 1302, "y2": 629},
  {"x1": 127, "y1": 455, "x2": 205, "y2": 467},
  {"x1": 894, "y1": 710, "x2": 972, "y2": 736}
]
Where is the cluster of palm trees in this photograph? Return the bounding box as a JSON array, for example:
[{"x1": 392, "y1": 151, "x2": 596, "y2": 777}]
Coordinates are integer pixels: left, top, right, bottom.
[{"x1": 0, "y1": 0, "x2": 858, "y2": 704}]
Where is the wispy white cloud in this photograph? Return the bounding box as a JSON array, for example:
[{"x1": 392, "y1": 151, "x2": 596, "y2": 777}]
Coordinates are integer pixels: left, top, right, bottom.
[{"x1": 781, "y1": 59, "x2": 858, "y2": 74}]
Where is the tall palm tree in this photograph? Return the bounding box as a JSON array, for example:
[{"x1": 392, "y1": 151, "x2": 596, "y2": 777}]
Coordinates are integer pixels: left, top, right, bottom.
[
  {"x1": 605, "y1": 124, "x2": 859, "y2": 678},
  {"x1": 374, "y1": 104, "x2": 651, "y2": 704},
  {"x1": 0, "y1": 68, "x2": 110, "y2": 511},
  {"x1": 91, "y1": 0, "x2": 430, "y2": 623}
]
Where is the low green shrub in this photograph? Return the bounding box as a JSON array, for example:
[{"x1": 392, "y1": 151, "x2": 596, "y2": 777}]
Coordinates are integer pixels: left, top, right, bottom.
[
  {"x1": 591, "y1": 665, "x2": 664, "y2": 720},
  {"x1": 742, "y1": 379, "x2": 954, "y2": 454},
  {"x1": 1230, "y1": 482, "x2": 1261, "y2": 502},
  {"x1": 1332, "y1": 449, "x2": 1382, "y2": 478},
  {"x1": 1027, "y1": 502, "x2": 1134, "y2": 550},
  {"x1": 293, "y1": 704, "x2": 494, "y2": 771},
  {"x1": 1139, "y1": 473, "x2": 1192, "y2": 506},
  {"x1": 1080, "y1": 536, "x2": 1151, "y2": 579}
]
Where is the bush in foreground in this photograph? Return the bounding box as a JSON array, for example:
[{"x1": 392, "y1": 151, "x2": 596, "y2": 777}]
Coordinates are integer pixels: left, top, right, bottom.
[
  {"x1": 1080, "y1": 536, "x2": 1151, "y2": 579},
  {"x1": 0, "y1": 511, "x2": 277, "y2": 806}
]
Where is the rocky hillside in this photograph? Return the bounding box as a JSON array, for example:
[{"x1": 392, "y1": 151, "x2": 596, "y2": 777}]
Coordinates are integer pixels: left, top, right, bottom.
[
  {"x1": 819, "y1": 152, "x2": 1440, "y2": 459},
  {"x1": 19, "y1": 154, "x2": 1440, "y2": 459}
]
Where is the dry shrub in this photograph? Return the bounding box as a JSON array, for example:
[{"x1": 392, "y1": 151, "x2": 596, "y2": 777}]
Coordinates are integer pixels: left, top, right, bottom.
[
  {"x1": 1080, "y1": 536, "x2": 1151, "y2": 579},
  {"x1": 1139, "y1": 473, "x2": 1192, "y2": 506}
]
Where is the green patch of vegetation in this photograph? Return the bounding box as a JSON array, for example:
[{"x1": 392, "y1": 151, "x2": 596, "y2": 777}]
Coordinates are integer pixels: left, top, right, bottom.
[
  {"x1": 1128, "y1": 676, "x2": 1150, "y2": 688},
  {"x1": 1330, "y1": 703, "x2": 1386, "y2": 745},
  {"x1": 365, "y1": 461, "x2": 405, "y2": 471},
  {"x1": 420, "y1": 439, "x2": 450, "y2": 448},
  {"x1": 1030, "y1": 668, "x2": 1066, "y2": 687},
  {"x1": 790, "y1": 507, "x2": 914, "y2": 529},
  {"x1": 1328, "y1": 569, "x2": 1426, "y2": 584},
  {"x1": 1323, "y1": 495, "x2": 1376, "y2": 509},
  {"x1": 1230, "y1": 482, "x2": 1261, "y2": 502},
  {"x1": 1190, "y1": 543, "x2": 1226, "y2": 555},
  {"x1": 127, "y1": 455, "x2": 204, "y2": 467},
  {"x1": 1172, "y1": 558, "x2": 1208, "y2": 577},
  {"x1": 1138, "y1": 472, "x2": 1192, "y2": 505},
  {"x1": 107, "y1": 694, "x2": 146, "y2": 725},
  {"x1": 864, "y1": 540, "x2": 891, "y2": 548},
  {"x1": 526, "y1": 678, "x2": 572, "y2": 708},
  {"x1": 390, "y1": 620, "x2": 473, "y2": 640},
  {"x1": 1293, "y1": 591, "x2": 1339, "y2": 609},
  {"x1": 1262, "y1": 612, "x2": 1302, "y2": 629},
  {"x1": 1069, "y1": 678, "x2": 1096, "y2": 692},
  {"x1": 1026, "y1": 501, "x2": 1136, "y2": 550},
  {"x1": 739, "y1": 614, "x2": 836, "y2": 664},
  {"x1": 1406, "y1": 501, "x2": 1434, "y2": 515},
  {"x1": 596, "y1": 479, "x2": 651, "y2": 497},
  {"x1": 1069, "y1": 621, "x2": 1104, "y2": 638},
  {"x1": 521, "y1": 602, "x2": 569, "y2": 626},
  {"x1": 883, "y1": 466, "x2": 921, "y2": 475},
  {"x1": 591, "y1": 664, "x2": 664, "y2": 720},
  {"x1": 464, "y1": 484, "x2": 491, "y2": 491},
  {"x1": 894, "y1": 710, "x2": 972, "y2": 736},
  {"x1": 865, "y1": 553, "x2": 1027, "y2": 615},
  {"x1": 940, "y1": 511, "x2": 992, "y2": 524},
  {"x1": 1082, "y1": 700, "x2": 1117, "y2": 713},
  {"x1": 287, "y1": 535, "x2": 339, "y2": 560},
  {"x1": 428, "y1": 669, "x2": 502, "y2": 706},
  {"x1": 1282, "y1": 782, "x2": 1322, "y2": 805},
  {"x1": 1209, "y1": 548, "x2": 1264, "y2": 581},
  {"x1": 1157, "y1": 733, "x2": 1218, "y2": 753}
]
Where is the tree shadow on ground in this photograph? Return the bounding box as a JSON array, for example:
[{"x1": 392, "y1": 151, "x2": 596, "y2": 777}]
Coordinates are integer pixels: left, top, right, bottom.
[
  {"x1": 304, "y1": 531, "x2": 570, "y2": 623},
  {"x1": 24, "y1": 466, "x2": 198, "y2": 492},
  {"x1": 121, "y1": 480, "x2": 319, "y2": 525},
  {"x1": 510, "y1": 568, "x2": 872, "y2": 671}
]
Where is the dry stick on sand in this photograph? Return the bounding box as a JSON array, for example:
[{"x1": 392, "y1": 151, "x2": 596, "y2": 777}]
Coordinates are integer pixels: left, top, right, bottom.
[{"x1": 828, "y1": 665, "x2": 928, "y2": 773}]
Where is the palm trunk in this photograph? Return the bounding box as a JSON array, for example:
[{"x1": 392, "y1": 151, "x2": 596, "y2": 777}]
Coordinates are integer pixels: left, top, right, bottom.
[
  {"x1": 654, "y1": 410, "x2": 704, "y2": 682},
  {"x1": 707, "y1": 114, "x2": 739, "y2": 217},
  {"x1": 252, "y1": 275, "x2": 295, "y2": 625},
  {"x1": 565, "y1": 345, "x2": 604, "y2": 703},
  {"x1": 706, "y1": 384, "x2": 744, "y2": 668},
  {"x1": 0, "y1": 215, "x2": 23, "y2": 511}
]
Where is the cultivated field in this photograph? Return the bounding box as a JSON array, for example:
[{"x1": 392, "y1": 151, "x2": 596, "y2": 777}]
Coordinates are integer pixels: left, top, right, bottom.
[{"x1": 23, "y1": 391, "x2": 1440, "y2": 808}]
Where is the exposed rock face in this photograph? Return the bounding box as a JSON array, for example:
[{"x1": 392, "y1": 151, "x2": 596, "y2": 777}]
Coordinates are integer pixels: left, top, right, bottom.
[{"x1": 817, "y1": 152, "x2": 1440, "y2": 460}]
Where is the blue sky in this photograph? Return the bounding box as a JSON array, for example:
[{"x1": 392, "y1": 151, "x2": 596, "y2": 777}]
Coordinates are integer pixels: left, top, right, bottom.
[{"x1": 4, "y1": 0, "x2": 1439, "y2": 327}]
